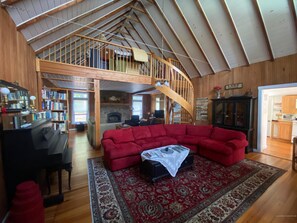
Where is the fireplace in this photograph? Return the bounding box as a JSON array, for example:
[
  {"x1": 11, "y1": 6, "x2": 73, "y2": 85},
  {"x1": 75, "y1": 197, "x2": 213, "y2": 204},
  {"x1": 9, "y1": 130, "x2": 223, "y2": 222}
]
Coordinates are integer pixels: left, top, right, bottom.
[{"x1": 107, "y1": 112, "x2": 122, "y2": 123}]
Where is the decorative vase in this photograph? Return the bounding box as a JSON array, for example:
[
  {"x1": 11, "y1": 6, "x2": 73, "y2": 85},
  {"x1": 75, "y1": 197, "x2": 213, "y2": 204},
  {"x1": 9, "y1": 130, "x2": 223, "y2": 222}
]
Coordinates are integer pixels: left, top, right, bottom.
[{"x1": 215, "y1": 90, "x2": 221, "y2": 99}]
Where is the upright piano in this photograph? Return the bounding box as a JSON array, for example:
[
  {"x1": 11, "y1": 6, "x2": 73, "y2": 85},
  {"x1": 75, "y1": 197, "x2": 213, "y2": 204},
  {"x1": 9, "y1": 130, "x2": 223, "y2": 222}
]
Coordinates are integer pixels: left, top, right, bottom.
[{"x1": 1, "y1": 118, "x2": 69, "y2": 205}]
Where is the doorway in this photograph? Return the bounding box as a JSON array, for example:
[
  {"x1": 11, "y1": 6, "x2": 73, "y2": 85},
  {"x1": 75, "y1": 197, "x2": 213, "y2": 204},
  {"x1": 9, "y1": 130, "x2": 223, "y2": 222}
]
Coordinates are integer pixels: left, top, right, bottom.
[{"x1": 257, "y1": 83, "x2": 297, "y2": 159}]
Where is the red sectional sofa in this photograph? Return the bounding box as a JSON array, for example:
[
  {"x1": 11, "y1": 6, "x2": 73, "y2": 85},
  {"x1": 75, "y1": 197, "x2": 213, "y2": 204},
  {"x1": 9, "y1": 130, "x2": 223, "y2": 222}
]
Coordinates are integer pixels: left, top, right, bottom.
[{"x1": 101, "y1": 124, "x2": 248, "y2": 171}]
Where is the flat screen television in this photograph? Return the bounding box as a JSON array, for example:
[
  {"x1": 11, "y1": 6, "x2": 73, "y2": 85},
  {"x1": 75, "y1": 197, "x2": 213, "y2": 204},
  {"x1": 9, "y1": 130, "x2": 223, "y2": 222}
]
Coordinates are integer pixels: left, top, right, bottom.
[{"x1": 154, "y1": 110, "x2": 164, "y2": 118}]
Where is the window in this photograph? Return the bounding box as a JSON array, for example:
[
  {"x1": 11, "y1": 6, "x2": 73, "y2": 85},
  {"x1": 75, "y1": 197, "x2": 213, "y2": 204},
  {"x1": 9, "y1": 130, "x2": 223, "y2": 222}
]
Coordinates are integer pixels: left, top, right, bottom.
[
  {"x1": 72, "y1": 92, "x2": 89, "y2": 123},
  {"x1": 132, "y1": 95, "x2": 143, "y2": 118},
  {"x1": 156, "y1": 96, "x2": 160, "y2": 110}
]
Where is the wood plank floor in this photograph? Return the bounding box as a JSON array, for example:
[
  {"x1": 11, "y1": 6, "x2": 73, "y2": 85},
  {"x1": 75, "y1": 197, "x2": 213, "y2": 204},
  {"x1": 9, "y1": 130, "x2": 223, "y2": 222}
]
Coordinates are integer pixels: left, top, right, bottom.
[
  {"x1": 45, "y1": 131, "x2": 297, "y2": 223},
  {"x1": 262, "y1": 137, "x2": 293, "y2": 160}
]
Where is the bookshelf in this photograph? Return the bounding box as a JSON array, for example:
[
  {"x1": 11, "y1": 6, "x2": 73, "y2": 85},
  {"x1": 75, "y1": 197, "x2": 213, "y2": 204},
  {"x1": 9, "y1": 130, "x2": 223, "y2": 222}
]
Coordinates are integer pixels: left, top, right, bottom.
[{"x1": 41, "y1": 88, "x2": 69, "y2": 133}]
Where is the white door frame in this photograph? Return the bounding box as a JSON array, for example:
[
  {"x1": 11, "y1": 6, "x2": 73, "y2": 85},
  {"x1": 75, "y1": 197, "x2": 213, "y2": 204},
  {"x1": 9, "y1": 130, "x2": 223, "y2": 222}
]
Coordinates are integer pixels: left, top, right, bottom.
[{"x1": 257, "y1": 82, "x2": 297, "y2": 152}]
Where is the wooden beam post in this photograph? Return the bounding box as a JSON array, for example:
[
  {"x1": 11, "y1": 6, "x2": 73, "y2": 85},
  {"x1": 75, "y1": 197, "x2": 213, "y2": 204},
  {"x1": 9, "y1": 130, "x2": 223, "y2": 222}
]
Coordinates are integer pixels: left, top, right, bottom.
[
  {"x1": 94, "y1": 79, "x2": 101, "y2": 149},
  {"x1": 36, "y1": 58, "x2": 43, "y2": 111}
]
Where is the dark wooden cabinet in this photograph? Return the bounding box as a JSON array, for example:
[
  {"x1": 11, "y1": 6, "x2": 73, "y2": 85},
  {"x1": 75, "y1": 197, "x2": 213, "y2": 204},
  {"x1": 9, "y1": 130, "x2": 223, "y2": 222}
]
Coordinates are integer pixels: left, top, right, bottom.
[{"x1": 212, "y1": 96, "x2": 254, "y2": 153}]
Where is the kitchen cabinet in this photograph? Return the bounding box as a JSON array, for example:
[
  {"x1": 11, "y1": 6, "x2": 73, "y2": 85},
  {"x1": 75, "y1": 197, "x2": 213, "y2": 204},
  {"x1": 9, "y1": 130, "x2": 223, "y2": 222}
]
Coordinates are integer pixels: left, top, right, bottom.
[
  {"x1": 212, "y1": 96, "x2": 254, "y2": 153},
  {"x1": 282, "y1": 95, "x2": 297, "y2": 114},
  {"x1": 271, "y1": 120, "x2": 292, "y2": 141}
]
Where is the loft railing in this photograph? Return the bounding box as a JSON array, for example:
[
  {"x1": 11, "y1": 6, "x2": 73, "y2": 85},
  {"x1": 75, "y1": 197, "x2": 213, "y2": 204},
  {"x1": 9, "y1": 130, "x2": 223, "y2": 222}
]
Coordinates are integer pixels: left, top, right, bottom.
[
  {"x1": 39, "y1": 34, "x2": 194, "y2": 121},
  {"x1": 39, "y1": 34, "x2": 151, "y2": 76}
]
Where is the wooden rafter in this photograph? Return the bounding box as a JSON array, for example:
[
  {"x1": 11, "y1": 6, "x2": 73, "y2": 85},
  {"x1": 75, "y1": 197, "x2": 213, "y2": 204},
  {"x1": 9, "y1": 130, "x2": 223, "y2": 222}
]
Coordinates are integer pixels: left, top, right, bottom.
[
  {"x1": 127, "y1": 21, "x2": 151, "y2": 52},
  {"x1": 130, "y1": 5, "x2": 145, "y2": 13},
  {"x1": 28, "y1": 0, "x2": 119, "y2": 44},
  {"x1": 174, "y1": 1, "x2": 215, "y2": 74},
  {"x1": 124, "y1": 15, "x2": 140, "y2": 23},
  {"x1": 252, "y1": 0, "x2": 275, "y2": 60},
  {"x1": 123, "y1": 26, "x2": 141, "y2": 48},
  {"x1": 289, "y1": 0, "x2": 297, "y2": 31},
  {"x1": 153, "y1": 0, "x2": 203, "y2": 77},
  {"x1": 36, "y1": 1, "x2": 134, "y2": 54},
  {"x1": 1, "y1": 0, "x2": 20, "y2": 5},
  {"x1": 196, "y1": 0, "x2": 231, "y2": 70},
  {"x1": 222, "y1": 0, "x2": 250, "y2": 65},
  {"x1": 17, "y1": 0, "x2": 85, "y2": 30},
  {"x1": 133, "y1": 12, "x2": 167, "y2": 59},
  {"x1": 140, "y1": 2, "x2": 177, "y2": 61}
]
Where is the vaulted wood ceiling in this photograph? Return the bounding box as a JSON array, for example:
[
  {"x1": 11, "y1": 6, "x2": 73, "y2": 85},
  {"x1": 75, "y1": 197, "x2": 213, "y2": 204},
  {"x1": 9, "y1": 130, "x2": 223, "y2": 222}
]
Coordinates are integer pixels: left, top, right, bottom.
[{"x1": 2, "y1": 0, "x2": 297, "y2": 80}]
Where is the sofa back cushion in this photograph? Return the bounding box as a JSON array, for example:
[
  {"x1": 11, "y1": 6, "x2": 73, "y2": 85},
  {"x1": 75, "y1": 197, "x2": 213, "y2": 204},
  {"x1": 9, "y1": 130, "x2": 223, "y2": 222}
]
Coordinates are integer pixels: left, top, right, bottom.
[
  {"x1": 186, "y1": 125, "x2": 213, "y2": 137},
  {"x1": 148, "y1": 124, "x2": 166, "y2": 137},
  {"x1": 132, "y1": 126, "x2": 152, "y2": 140},
  {"x1": 107, "y1": 128, "x2": 135, "y2": 144},
  {"x1": 164, "y1": 124, "x2": 187, "y2": 136},
  {"x1": 210, "y1": 127, "x2": 246, "y2": 141}
]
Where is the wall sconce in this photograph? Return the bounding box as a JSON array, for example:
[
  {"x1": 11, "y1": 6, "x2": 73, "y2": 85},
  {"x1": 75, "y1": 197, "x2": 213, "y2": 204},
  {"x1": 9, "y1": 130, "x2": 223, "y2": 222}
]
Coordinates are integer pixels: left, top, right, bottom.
[
  {"x1": 1, "y1": 87, "x2": 10, "y2": 106},
  {"x1": 30, "y1": 95, "x2": 36, "y2": 111}
]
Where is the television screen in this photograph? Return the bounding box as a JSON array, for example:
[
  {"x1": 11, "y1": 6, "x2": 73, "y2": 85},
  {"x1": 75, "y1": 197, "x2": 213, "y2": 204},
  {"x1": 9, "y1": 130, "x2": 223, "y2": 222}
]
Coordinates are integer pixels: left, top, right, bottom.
[{"x1": 154, "y1": 110, "x2": 164, "y2": 118}]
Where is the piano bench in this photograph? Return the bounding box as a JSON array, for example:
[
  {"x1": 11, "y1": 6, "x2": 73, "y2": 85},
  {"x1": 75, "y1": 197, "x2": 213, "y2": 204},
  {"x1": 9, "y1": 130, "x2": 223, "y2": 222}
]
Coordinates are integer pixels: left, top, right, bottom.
[
  {"x1": 46, "y1": 162, "x2": 72, "y2": 195},
  {"x1": 46, "y1": 149, "x2": 73, "y2": 195}
]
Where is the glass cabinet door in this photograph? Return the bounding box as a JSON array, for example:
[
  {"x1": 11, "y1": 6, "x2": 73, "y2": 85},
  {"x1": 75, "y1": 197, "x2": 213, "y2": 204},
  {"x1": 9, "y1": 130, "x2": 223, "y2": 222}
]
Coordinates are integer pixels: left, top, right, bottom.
[
  {"x1": 235, "y1": 101, "x2": 248, "y2": 127},
  {"x1": 224, "y1": 102, "x2": 234, "y2": 126},
  {"x1": 213, "y1": 101, "x2": 224, "y2": 124}
]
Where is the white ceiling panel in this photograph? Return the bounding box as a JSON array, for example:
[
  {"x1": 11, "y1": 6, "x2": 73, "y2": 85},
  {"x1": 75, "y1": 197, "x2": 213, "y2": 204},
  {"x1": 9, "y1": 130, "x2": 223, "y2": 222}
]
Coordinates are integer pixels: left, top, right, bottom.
[
  {"x1": 175, "y1": 0, "x2": 228, "y2": 73},
  {"x1": 31, "y1": 0, "x2": 133, "y2": 52},
  {"x1": 199, "y1": 0, "x2": 247, "y2": 68},
  {"x1": 140, "y1": 0, "x2": 200, "y2": 78},
  {"x1": 226, "y1": 0, "x2": 270, "y2": 64},
  {"x1": 155, "y1": 0, "x2": 212, "y2": 76},
  {"x1": 135, "y1": 11, "x2": 175, "y2": 60},
  {"x1": 258, "y1": 0, "x2": 297, "y2": 58}
]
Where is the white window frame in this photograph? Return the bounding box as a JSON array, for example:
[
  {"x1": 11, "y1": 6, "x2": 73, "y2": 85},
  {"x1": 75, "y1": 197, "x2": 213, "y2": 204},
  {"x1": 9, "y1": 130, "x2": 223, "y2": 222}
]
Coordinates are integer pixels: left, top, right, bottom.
[
  {"x1": 71, "y1": 92, "x2": 89, "y2": 123},
  {"x1": 132, "y1": 95, "x2": 143, "y2": 118}
]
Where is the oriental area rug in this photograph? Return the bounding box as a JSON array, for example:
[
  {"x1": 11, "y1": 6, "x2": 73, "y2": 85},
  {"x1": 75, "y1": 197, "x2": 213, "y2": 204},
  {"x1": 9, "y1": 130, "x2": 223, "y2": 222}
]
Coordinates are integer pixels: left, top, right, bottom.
[{"x1": 87, "y1": 155, "x2": 285, "y2": 223}]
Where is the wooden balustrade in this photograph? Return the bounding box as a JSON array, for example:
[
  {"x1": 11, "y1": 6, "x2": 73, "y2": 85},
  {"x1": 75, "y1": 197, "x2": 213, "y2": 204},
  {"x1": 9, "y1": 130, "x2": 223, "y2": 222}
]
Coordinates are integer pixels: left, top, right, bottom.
[{"x1": 39, "y1": 34, "x2": 194, "y2": 121}]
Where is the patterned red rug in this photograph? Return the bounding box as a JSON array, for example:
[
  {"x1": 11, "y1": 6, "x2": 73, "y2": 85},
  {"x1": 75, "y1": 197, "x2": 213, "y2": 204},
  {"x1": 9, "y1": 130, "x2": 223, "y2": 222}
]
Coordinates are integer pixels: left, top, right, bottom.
[{"x1": 87, "y1": 155, "x2": 285, "y2": 223}]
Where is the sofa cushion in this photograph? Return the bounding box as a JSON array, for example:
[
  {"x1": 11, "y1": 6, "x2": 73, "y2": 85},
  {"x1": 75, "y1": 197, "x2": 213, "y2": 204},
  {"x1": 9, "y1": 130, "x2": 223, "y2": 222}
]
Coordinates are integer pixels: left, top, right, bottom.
[
  {"x1": 187, "y1": 125, "x2": 213, "y2": 137},
  {"x1": 141, "y1": 142, "x2": 162, "y2": 150},
  {"x1": 199, "y1": 139, "x2": 233, "y2": 155},
  {"x1": 132, "y1": 126, "x2": 151, "y2": 140},
  {"x1": 107, "y1": 142, "x2": 142, "y2": 159},
  {"x1": 210, "y1": 127, "x2": 246, "y2": 141},
  {"x1": 148, "y1": 124, "x2": 167, "y2": 137},
  {"x1": 177, "y1": 135, "x2": 202, "y2": 145},
  {"x1": 155, "y1": 136, "x2": 178, "y2": 146},
  {"x1": 111, "y1": 128, "x2": 135, "y2": 144},
  {"x1": 164, "y1": 124, "x2": 187, "y2": 136}
]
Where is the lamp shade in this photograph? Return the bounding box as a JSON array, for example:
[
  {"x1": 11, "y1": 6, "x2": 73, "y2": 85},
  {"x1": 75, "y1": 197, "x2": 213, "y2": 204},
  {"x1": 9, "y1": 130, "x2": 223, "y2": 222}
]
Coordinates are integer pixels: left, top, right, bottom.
[
  {"x1": 30, "y1": 96, "x2": 36, "y2": 101},
  {"x1": 0, "y1": 87, "x2": 10, "y2": 95}
]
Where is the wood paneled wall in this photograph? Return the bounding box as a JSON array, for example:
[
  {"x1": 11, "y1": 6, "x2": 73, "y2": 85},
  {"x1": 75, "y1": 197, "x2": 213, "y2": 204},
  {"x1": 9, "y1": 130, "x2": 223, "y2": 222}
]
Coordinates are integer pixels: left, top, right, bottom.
[
  {"x1": 192, "y1": 53, "x2": 297, "y2": 147},
  {"x1": 0, "y1": 7, "x2": 37, "y2": 221}
]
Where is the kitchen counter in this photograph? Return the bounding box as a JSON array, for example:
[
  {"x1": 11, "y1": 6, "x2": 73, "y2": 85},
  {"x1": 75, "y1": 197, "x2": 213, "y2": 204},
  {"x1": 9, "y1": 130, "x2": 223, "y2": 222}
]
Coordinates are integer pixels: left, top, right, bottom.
[{"x1": 271, "y1": 120, "x2": 292, "y2": 141}]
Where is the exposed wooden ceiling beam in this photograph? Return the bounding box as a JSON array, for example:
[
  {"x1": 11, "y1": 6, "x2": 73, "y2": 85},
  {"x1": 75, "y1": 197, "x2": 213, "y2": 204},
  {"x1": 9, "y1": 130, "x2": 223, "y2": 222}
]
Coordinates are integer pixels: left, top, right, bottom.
[
  {"x1": 127, "y1": 21, "x2": 151, "y2": 51},
  {"x1": 17, "y1": 0, "x2": 85, "y2": 30},
  {"x1": 174, "y1": 1, "x2": 215, "y2": 74},
  {"x1": 252, "y1": 0, "x2": 275, "y2": 60},
  {"x1": 289, "y1": 0, "x2": 297, "y2": 31},
  {"x1": 41, "y1": 76, "x2": 94, "y2": 84},
  {"x1": 196, "y1": 0, "x2": 231, "y2": 70},
  {"x1": 153, "y1": 0, "x2": 203, "y2": 77},
  {"x1": 36, "y1": 1, "x2": 134, "y2": 54},
  {"x1": 130, "y1": 5, "x2": 145, "y2": 13},
  {"x1": 133, "y1": 12, "x2": 166, "y2": 58},
  {"x1": 222, "y1": 0, "x2": 250, "y2": 65},
  {"x1": 29, "y1": 0, "x2": 120, "y2": 44},
  {"x1": 124, "y1": 15, "x2": 140, "y2": 23},
  {"x1": 1, "y1": 0, "x2": 20, "y2": 5},
  {"x1": 138, "y1": 2, "x2": 177, "y2": 62}
]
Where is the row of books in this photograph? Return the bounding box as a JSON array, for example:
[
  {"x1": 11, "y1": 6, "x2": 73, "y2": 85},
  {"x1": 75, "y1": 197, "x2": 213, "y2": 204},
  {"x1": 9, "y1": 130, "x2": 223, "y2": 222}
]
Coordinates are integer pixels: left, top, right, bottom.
[
  {"x1": 51, "y1": 112, "x2": 67, "y2": 121},
  {"x1": 52, "y1": 123, "x2": 67, "y2": 132},
  {"x1": 42, "y1": 89, "x2": 67, "y2": 100},
  {"x1": 42, "y1": 100, "x2": 65, "y2": 111}
]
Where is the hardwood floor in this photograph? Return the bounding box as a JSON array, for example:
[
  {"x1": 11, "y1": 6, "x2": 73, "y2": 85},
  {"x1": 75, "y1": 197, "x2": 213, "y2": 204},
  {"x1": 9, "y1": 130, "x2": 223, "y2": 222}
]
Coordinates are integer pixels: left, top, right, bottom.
[
  {"x1": 45, "y1": 132, "x2": 297, "y2": 223},
  {"x1": 262, "y1": 137, "x2": 293, "y2": 160}
]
